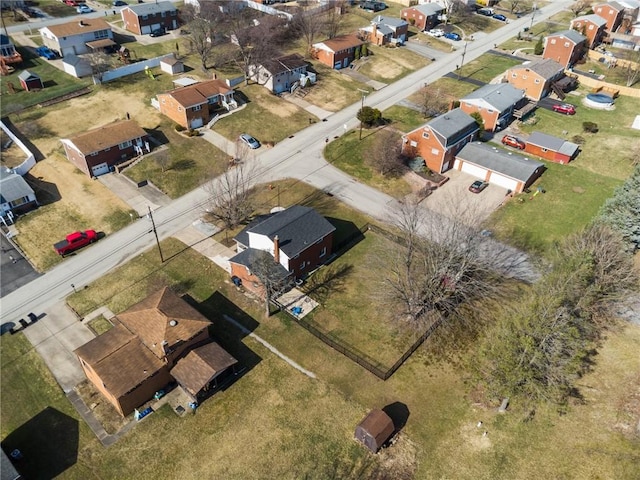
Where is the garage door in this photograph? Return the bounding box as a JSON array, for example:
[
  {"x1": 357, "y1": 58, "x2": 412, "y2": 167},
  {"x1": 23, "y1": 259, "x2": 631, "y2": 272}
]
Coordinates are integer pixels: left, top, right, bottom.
[
  {"x1": 190, "y1": 117, "x2": 203, "y2": 129},
  {"x1": 141, "y1": 25, "x2": 151, "y2": 34},
  {"x1": 488, "y1": 172, "x2": 518, "y2": 191},
  {"x1": 91, "y1": 163, "x2": 110, "y2": 177},
  {"x1": 459, "y1": 161, "x2": 488, "y2": 180}
]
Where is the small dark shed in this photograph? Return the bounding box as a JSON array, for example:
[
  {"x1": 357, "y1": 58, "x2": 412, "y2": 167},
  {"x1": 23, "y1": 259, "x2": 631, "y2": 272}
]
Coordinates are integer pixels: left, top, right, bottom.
[
  {"x1": 354, "y1": 409, "x2": 395, "y2": 453},
  {"x1": 18, "y1": 70, "x2": 43, "y2": 92}
]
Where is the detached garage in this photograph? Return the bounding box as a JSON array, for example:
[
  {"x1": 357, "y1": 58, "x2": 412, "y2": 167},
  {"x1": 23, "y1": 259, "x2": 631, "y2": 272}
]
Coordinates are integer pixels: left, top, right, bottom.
[
  {"x1": 455, "y1": 142, "x2": 545, "y2": 194},
  {"x1": 354, "y1": 409, "x2": 395, "y2": 453}
]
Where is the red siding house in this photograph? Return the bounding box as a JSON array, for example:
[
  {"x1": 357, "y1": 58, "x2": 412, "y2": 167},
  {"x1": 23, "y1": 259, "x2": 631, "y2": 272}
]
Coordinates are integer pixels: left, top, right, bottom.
[
  {"x1": 311, "y1": 34, "x2": 364, "y2": 70},
  {"x1": 524, "y1": 131, "x2": 580, "y2": 164},
  {"x1": 74, "y1": 288, "x2": 230, "y2": 416},
  {"x1": 60, "y1": 119, "x2": 149, "y2": 177},
  {"x1": 570, "y1": 14, "x2": 608, "y2": 48},
  {"x1": 156, "y1": 79, "x2": 237, "y2": 129},
  {"x1": 593, "y1": 2, "x2": 625, "y2": 32},
  {"x1": 121, "y1": 1, "x2": 178, "y2": 35},
  {"x1": 505, "y1": 59, "x2": 565, "y2": 101},
  {"x1": 359, "y1": 15, "x2": 409, "y2": 46},
  {"x1": 401, "y1": 108, "x2": 479, "y2": 174},
  {"x1": 400, "y1": 3, "x2": 444, "y2": 31},
  {"x1": 459, "y1": 83, "x2": 525, "y2": 132},
  {"x1": 542, "y1": 29, "x2": 587, "y2": 68},
  {"x1": 229, "y1": 206, "x2": 336, "y2": 298}
]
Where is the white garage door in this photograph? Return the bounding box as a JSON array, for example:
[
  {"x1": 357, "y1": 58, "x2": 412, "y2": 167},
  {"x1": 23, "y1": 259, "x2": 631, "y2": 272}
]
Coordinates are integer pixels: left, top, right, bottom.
[
  {"x1": 488, "y1": 172, "x2": 518, "y2": 191},
  {"x1": 91, "y1": 163, "x2": 110, "y2": 177},
  {"x1": 141, "y1": 25, "x2": 151, "y2": 34},
  {"x1": 460, "y1": 161, "x2": 488, "y2": 180},
  {"x1": 190, "y1": 117, "x2": 203, "y2": 128}
]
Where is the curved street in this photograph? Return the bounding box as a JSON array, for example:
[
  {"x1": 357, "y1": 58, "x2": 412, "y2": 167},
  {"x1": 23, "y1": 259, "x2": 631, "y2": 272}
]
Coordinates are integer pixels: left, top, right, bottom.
[{"x1": 0, "y1": 1, "x2": 573, "y2": 323}]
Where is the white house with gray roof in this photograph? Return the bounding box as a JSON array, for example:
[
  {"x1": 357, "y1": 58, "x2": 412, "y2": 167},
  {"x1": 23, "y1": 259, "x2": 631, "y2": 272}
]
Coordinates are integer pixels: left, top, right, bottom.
[
  {"x1": 459, "y1": 83, "x2": 525, "y2": 131},
  {"x1": 0, "y1": 169, "x2": 37, "y2": 223},
  {"x1": 121, "y1": 1, "x2": 178, "y2": 35},
  {"x1": 455, "y1": 142, "x2": 545, "y2": 193},
  {"x1": 360, "y1": 15, "x2": 409, "y2": 46}
]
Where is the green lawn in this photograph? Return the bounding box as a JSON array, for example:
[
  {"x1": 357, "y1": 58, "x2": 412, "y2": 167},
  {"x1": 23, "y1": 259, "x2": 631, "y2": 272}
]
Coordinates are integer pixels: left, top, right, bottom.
[
  {"x1": 356, "y1": 43, "x2": 431, "y2": 84},
  {"x1": 382, "y1": 105, "x2": 426, "y2": 133},
  {"x1": 324, "y1": 128, "x2": 412, "y2": 199},
  {"x1": 0, "y1": 47, "x2": 91, "y2": 116},
  {"x1": 455, "y1": 52, "x2": 523, "y2": 83}
]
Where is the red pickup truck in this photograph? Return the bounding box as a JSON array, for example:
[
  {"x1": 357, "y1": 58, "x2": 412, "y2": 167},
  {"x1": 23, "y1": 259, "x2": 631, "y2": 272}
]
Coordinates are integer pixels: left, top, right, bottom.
[{"x1": 54, "y1": 230, "x2": 98, "y2": 256}]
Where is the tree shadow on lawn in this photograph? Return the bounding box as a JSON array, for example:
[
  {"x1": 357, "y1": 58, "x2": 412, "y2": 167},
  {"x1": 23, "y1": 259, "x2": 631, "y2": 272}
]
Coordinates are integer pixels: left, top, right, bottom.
[
  {"x1": 302, "y1": 263, "x2": 353, "y2": 305},
  {"x1": 170, "y1": 158, "x2": 196, "y2": 171},
  {"x1": 1, "y1": 407, "x2": 79, "y2": 480}
]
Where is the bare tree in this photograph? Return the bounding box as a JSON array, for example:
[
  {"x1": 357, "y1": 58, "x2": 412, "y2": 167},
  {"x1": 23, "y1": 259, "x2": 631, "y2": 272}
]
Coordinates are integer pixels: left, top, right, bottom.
[
  {"x1": 366, "y1": 130, "x2": 404, "y2": 176},
  {"x1": 154, "y1": 150, "x2": 171, "y2": 172},
  {"x1": 291, "y1": 6, "x2": 325, "y2": 54},
  {"x1": 322, "y1": 1, "x2": 347, "y2": 39},
  {"x1": 420, "y1": 86, "x2": 449, "y2": 118},
  {"x1": 204, "y1": 158, "x2": 257, "y2": 232},
  {"x1": 570, "y1": 0, "x2": 592, "y2": 17},
  {"x1": 444, "y1": 0, "x2": 473, "y2": 24},
  {"x1": 629, "y1": 143, "x2": 640, "y2": 166},
  {"x1": 249, "y1": 249, "x2": 292, "y2": 317},
  {"x1": 623, "y1": 49, "x2": 640, "y2": 87},
  {"x1": 87, "y1": 50, "x2": 112, "y2": 82}
]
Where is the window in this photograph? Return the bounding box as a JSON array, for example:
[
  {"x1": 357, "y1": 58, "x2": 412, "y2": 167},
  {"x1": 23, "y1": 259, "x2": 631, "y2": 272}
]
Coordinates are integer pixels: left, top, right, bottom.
[
  {"x1": 142, "y1": 14, "x2": 148, "y2": 20},
  {"x1": 589, "y1": 25, "x2": 594, "y2": 30},
  {"x1": 319, "y1": 246, "x2": 326, "y2": 257},
  {"x1": 193, "y1": 105, "x2": 202, "y2": 111},
  {"x1": 431, "y1": 148, "x2": 439, "y2": 155},
  {"x1": 94, "y1": 30, "x2": 108, "y2": 39},
  {"x1": 422, "y1": 132, "x2": 430, "y2": 139},
  {"x1": 119, "y1": 140, "x2": 132, "y2": 150},
  {"x1": 90, "y1": 152, "x2": 98, "y2": 156},
  {"x1": 161, "y1": 11, "x2": 166, "y2": 17},
  {"x1": 10, "y1": 196, "x2": 29, "y2": 208},
  {"x1": 104, "y1": 147, "x2": 111, "y2": 152},
  {"x1": 541, "y1": 147, "x2": 548, "y2": 152},
  {"x1": 564, "y1": 42, "x2": 570, "y2": 47},
  {"x1": 551, "y1": 39, "x2": 556, "y2": 44},
  {"x1": 487, "y1": 109, "x2": 494, "y2": 113},
  {"x1": 410, "y1": 140, "x2": 417, "y2": 147}
]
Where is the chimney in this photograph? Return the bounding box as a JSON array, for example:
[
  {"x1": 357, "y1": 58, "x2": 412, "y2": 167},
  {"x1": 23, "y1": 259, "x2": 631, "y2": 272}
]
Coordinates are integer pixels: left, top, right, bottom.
[
  {"x1": 161, "y1": 340, "x2": 169, "y2": 356},
  {"x1": 78, "y1": 20, "x2": 85, "y2": 27},
  {"x1": 273, "y1": 235, "x2": 280, "y2": 264}
]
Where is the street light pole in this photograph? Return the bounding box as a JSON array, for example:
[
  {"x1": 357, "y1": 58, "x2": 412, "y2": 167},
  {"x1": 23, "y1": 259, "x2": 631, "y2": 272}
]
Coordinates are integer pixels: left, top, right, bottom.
[
  {"x1": 357, "y1": 88, "x2": 369, "y2": 140},
  {"x1": 459, "y1": 41, "x2": 468, "y2": 72},
  {"x1": 148, "y1": 206, "x2": 164, "y2": 263}
]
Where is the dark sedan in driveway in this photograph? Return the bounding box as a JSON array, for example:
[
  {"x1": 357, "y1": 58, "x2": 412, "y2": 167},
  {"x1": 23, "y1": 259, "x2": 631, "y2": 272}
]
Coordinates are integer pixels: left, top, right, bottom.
[{"x1": 469, "y1": 180, "x2": 489, "y2": 193}]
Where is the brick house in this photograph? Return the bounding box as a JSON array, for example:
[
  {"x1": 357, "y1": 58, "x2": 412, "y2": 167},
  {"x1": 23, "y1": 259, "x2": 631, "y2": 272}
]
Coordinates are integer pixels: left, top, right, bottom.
[
  {"x1": 39, "y1": 18, "x2": 114, "y2": 58},
  {"x1": 401, "y1": 108, "x2": 479, "y2": 174},
  {"x1": 60, "y1": 120, "x2": 149, "y2": 177},
  {"x1": 311, "y1": 34, "x2": 364, "y2": 70},
  {"x1": 74, "y1": 288, "x2": 233, "y2": 416},
  {"x1": 524, "y1": 131, "x2": 580, "y2": 164},
  {"x1": 570, "y1": 14, "x2": 607, "y2": 48},
  {"x1": 505, "y1": 59, "x2": 565, "y2": 101},
  {"x1": 459, "y1": 83, "x2": 525, "y2": 132},
  {"x1": 400, "y1": 3, "x2": 444, "y2": 31},
  {"x1": 156, "y1": 79, "x2": 237, "y2": 129},
  {"x1": 229, "y1": 206, "x2": 336, "y2": 298},
  {"x1": 359, "y1": 15, "x2": 409, "y2": 46},
  {"x1": 121, "y1": 1, "x2": 178, "y2": 35},
  {"x1": 593, "y1": 2, "x2": 625, "y2": 32},
  {"x1": 542, "y1": 29, "x2": 587, "y2": 68},
  {"x1": 248, "y1": 53, "x2": 316, "y2": 94}
]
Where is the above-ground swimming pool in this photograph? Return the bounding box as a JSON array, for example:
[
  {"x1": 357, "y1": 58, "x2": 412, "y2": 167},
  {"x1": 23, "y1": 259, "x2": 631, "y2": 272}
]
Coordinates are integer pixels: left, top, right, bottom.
[{"x1": 584, "y1": 93, "x2": 614, "y2": 109}]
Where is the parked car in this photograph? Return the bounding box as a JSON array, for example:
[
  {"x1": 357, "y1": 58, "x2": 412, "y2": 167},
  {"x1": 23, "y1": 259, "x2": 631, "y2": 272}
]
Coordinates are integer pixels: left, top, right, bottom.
[
  {"x1": 501, "y1": 135, "x2": 525, "y2": 150},
  {"x1": 552, "y1": 103, "x2": 576, "y2": 115},
  {"x1": 492, "y1": 14, "x2": 507, "y2": 21},
  {"x1": 444, "y1": 32, "x2": 461, "y2": 41},
  {"x1": 35, "y1": 45, "x2": 57, "y2": 60},
  {"x1": 469, "y1": 180, "x2": 489, "y2": 193},
  {"x1": 477, "y1": 7, "x2": 494, "y2": 16},
  {"x1": 76, "y1": 4, "x2": 92, "y2": 13},
  {"x1": 239, "y1": 134, "x2": 260, "y2": 149},
  {"x1": 360, "y1": 0, "x2": 386, "y2": 12},
  {"x1": 426, "y1": 28, "x2": 444, "y2": 37},
  {"x1": 150, "y1": 27, "x2": 166, "y2": 37},
  {"x1": 54, "y1": 230, "x2": 98, "y2": 256},
  {"x1": 113, "y1": 0, "x2": 127, "y2": 5},
  {"x1": 64, "y1": 0, "x2": 81, "y2": 6}
]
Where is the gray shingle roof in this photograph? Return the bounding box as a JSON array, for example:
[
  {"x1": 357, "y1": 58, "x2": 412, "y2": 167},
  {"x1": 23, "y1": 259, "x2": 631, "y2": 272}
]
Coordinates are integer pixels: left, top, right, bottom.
[
  {"x1": 0, "y1": 169, "x2": 34, "y2": 204},
  {"x1": 228, "y1": 248, "x2": 290, "y2": 279},
  {"x1": 126, "y1": 0, "x2": 176, "y2": 16},
  {"x1": 372, "y1": 15, "x2": 408, "y2": 28},
  {"x1": 410, "y1": 3, "x2": 444, "y2": 15},
  {"x1": 510, "y1": 58, "x2": 564, "y2": 79},
  {"x1": 375, "y1": 24, "x2": 394, "y2": 36},
  {"x1": 18, "y1": 70, "x2": 39, "y2": 82},
  {"x1": 234, "y1": 206, "x2": 335, "y2": 259},
  {"x1": 573, "y1": 14, "x2": 608, "y2": 27},
  {"x1": 461, "y1": 83, "x2": 524, "y2": 112},
  {"x1": 526, "y1": 131, "x2": 580, "y2": 157},
  {"x1": 427, "y1": 108, "x2": 478, "y2": 143},
  {"x1": 597, "y1": 1, "x2": 625, "y2": 11},
  {"x1": 550, "y1": 29, "x2": 587, "y2": 44},
  {"x1": 259, "y1": 53, "x2": 307, "y2": 76},
  {"x1": 457, "y1": 142, "x2": 545, "y2": 181}
]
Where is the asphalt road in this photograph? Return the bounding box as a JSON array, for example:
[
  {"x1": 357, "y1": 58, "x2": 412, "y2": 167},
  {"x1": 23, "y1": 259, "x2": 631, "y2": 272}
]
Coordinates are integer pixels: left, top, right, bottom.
[{"x1": 0, "y1": 0, "x2": 574, "y2": 323}]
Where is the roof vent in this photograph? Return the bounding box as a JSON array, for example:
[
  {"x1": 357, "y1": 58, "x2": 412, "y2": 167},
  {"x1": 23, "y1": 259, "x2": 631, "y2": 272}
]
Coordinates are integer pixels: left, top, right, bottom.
[
  {"x1": 161, "y1": 340, "x2": 169, "y2": 345},
  {"x1": 169, "y1": 320, "x2": 177, "y2": 327}
]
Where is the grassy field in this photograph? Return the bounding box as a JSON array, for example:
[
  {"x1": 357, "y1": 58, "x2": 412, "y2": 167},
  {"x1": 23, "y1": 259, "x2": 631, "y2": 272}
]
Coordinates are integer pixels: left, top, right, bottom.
[
  {"x1": 455, "y1": 52, "x2": 523, "y2": 83},
  {"x1": 324, "y1": 128, "x2": 413, "y2": 199},
  {"x1": 382, "y1": 105, "x2": 426, "y2": 133},
  {"x1": 0, "y1": 47, "x2": 91, "y2": 116},
  {"x1": 356, "y1": 44, "x2": 430, "y2": 84}
]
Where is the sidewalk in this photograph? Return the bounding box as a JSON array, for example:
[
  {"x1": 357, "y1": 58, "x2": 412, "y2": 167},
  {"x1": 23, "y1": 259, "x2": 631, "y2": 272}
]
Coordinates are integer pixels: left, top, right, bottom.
[{"x1": 172, "y1": 221, "x2": 235, "y2": 273}]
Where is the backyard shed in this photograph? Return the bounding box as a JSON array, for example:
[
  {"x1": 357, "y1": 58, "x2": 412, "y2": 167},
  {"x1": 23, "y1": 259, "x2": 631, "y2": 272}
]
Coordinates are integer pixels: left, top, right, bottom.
[
  {"x1": 524, "y1": 131, "x2": 580, "y2": 164},
  {"x1": 18, "y1": 70, "x2": 43, "y2": 91},
  {"x1": 160, "y1": 54, "x2": 184, "y2": 75},
  {"x1": 354, "y1": 409, "x2": 395, "y2": 453}
]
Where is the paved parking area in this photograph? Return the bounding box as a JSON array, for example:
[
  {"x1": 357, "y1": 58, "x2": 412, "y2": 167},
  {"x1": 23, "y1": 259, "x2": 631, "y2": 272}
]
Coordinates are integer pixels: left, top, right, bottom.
[{"x1": 1, "y1": 233, "x2": 40, "y2": 298}]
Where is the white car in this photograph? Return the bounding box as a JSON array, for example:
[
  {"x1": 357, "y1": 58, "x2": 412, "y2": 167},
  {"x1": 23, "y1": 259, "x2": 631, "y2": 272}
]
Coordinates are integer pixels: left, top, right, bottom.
[
  {"x1": 426, "y1": 29, "x2": 444, "y2": 37},
  {"x1": 239, "y1": 133, "x2": 260, "y2": 149},
  {"x1": 76, "y1": 4, "x2": 92, "y2": 13}
]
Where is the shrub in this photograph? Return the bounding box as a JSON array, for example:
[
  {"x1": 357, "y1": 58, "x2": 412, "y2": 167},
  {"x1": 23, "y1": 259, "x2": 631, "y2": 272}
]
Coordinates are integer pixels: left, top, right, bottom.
[
  {"x1": 571, "y1": 135, "x2": 586, "y2": 144},
  {"x1": 582, "y1": 121, "x2": 599, "y2": 133},
  {"x1": 534, "y1": 37, "x2": 544, "y2": 55},
  {"x1": 174, "y1": 124, "x2": 185, "y2": 132}
]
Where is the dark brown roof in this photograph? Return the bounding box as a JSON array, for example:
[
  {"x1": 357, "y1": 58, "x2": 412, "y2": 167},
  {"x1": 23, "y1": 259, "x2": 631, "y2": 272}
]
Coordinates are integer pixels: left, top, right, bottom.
[
  {"x1": 356, "y1": 409, "x2": 395, "y2": 445},
  {"x1": 74, "y1": 324, "x2": 165, "y2": 398},
  {"x1": 64, "y1": 119, "x2": 147, "y2": 155},
  {"x1": 259, "y1": 53, "x2": 308, "y2": 75},
  {"x1": 117, "y1": 287, "x2": 211, "y2": 358},
  {"x1": 316, "y1": 34, "x2": 364, "y2": 52},
  {"x1": 159, "y1": 79, "x2": 233, "y2": 108},
  {"x1": 44, "y1": 18, "x2": 110, "y2": 38},
  {"x1": 170, "y1": 342, "x2": 238, "y2": 396}
]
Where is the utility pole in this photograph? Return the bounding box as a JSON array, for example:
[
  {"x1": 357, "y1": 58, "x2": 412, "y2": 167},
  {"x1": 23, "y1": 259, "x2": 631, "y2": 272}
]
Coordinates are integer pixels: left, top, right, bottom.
[
  {"x1": 530, "y1": 3, "x2": 537, "y2": 31},
  {"x1": 357, "y1": 88, "x2": 369, "y2": 140},
  {"x1": 148, "y1": 206, "x2": 164, "y2": 263}
]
